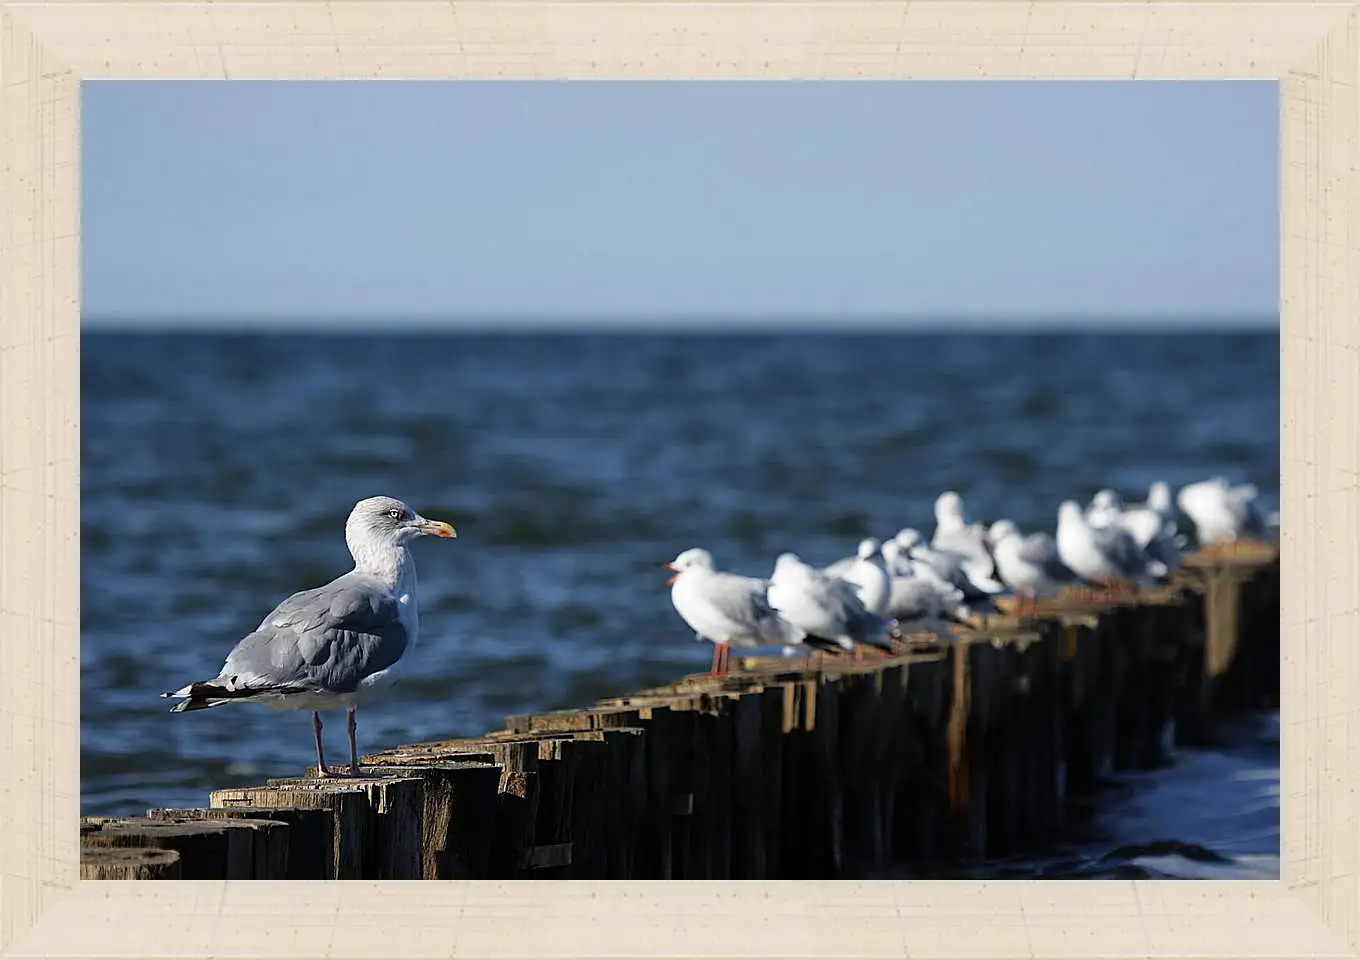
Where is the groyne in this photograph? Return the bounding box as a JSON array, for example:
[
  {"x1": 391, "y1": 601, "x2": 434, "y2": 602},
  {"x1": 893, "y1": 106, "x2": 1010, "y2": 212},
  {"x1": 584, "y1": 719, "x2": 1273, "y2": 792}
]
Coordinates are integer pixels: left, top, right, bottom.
[{"x1": 80, "y1": 541, "x2": 1279, "y2": 880}]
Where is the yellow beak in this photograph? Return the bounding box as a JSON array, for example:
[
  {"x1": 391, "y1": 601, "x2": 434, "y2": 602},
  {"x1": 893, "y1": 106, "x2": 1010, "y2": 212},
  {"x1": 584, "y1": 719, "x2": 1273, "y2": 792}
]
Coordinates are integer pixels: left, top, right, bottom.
[{"x1": 420, "y1": 519, "x2": 457, "y2": 539}]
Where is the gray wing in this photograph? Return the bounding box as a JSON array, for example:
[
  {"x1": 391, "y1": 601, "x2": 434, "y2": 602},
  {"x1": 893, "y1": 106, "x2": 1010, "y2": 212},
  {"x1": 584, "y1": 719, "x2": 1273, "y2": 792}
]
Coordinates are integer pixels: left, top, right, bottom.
[
  {"x1": 1019, "y1": 533, "x2": 1079, "y2": 582},
  {"x1": 742, "y1": 576, "x2": 806, "y2": 645},
  {"x1": 887, "y1": 576, "x2": 934, "y2": 619},
  {"x1": 703, "y1": 573, "x2": 806, "y2": 647},
  {"x1": 219, "y1": 573, "x2": 409, "y2": 696},
  {"x1": 819, "y1": 574, "x2": 891, "y2": 649},
  {"x1": 819, "y1": 573, "x2": 869, "y2": 617},
  {"x1": 710, "y1": 572, "x2": 779, "y2": 625},
  {"x1": 1090, "y1": 525, "x2": 1145, "y2": 577},
  {"x1": 889, "y1": 575, "x2": 965, "y2": 620}
]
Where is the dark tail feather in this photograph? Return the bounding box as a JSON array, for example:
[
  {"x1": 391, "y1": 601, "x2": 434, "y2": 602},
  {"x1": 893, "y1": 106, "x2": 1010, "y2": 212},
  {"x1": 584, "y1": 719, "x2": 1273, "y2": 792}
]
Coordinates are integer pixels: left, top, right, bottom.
[
  {"x1": 162, "y1": 680, "x2": 299, "y2": 713},
  {"x1": 801, "y1": 633, "x2": 848, "y2": 655}
]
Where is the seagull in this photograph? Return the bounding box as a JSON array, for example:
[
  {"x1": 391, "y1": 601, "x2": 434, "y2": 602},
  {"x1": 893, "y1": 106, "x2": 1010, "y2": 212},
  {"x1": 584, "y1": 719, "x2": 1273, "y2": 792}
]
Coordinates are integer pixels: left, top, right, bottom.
[
  {"x1": 902, "y1": 527, "x2": 1003, "y2": 601},
  {"x1": 1177, "y1": 477, "x2": 1269, "y2": 545},
  {"x1": 988, "y1": 518, "x2": 1079, "y2": 615},
  {"x1": 1055, "y1": 499, "x2": 1165, "y2": 595},
  {"x1": 881, "y1": 541, "x2": 973, "y2": 638},
  {"x1": 1086, "y1": 488, "x2": 1181, "y2": 578},
  {"x1": 822, "y1": 537, "x2": 892, "y2": 618},
  {"x1": 1115, "y1": 506, "x2": 1181, "y2": 578},
  {"x1": 928, "y1": 491, "x2": 1003, "y2": 594},
  {"x1": 1086, "y1": 489, "x2": 1125, "y2": 529},
  {"x1": 663, "y1": 547, "x2": 808, "y2": 675},
  {"x1": 883, "y1": 532, "x2": 919, "y2": 577},
  {"x1": 768, "y1": 552, "x2": 894, "y2": 660},
  {"x1": 1143, "y1": 481, "x2": 1177, "y2": 528},
  {"x1": 162, "y1": 496, "x2": 457, "y2": 778},
  {"x1": 931, "y1": 492, "x2": 996, "y2": 564}
]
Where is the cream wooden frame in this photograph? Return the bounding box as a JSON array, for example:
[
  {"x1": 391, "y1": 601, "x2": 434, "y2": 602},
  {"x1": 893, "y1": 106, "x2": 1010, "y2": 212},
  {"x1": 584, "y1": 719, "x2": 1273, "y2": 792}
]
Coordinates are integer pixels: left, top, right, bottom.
[{"x1": 1, "y1": 2, "x2": 1348, "y2": 957}]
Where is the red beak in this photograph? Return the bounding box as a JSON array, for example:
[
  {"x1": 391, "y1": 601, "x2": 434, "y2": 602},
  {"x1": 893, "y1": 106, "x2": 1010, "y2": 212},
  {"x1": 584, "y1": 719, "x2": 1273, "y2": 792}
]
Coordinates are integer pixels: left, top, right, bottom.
[{"x1": 661, "y1": 562, "x2": 678, "y2": 587}]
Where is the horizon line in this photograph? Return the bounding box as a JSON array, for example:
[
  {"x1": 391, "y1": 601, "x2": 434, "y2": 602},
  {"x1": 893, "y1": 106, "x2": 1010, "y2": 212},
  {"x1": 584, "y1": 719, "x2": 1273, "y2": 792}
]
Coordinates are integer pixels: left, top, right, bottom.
[{"x1": 81, "y1": 311, "x2": 1280, "y2": 333}]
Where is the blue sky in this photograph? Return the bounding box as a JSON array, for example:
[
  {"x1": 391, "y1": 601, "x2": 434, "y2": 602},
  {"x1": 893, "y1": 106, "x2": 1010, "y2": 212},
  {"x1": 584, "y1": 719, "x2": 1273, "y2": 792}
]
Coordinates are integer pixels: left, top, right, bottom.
[{"x1": 82, "y1": 81, "x2": 1278, "y2": 326}]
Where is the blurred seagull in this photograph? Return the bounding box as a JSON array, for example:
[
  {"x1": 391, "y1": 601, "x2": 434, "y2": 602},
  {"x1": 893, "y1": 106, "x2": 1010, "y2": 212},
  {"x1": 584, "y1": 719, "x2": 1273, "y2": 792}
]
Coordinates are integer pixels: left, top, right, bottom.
[
  {"x1": 768, "y1": 552, "x2": 894, "y2": 660},
  {"x1": 822, "y1": 537, "x2": 892, "y2": 618},
  {"x1": 1056, "y1": 499, "x2": 1165, "y2": 596},
  {"x1": 1177, "y1": 477, "x2": 1269, "y2": 545},
  {"x1": 881, "y1": 540, "x2": 973, "y2": 639},
  {"x1": 1085, "y1": 488, "x2": 1181, "y2": 578},
  {"x1": 988, "y1": 518, "x2": 1079, "y2": 615}
]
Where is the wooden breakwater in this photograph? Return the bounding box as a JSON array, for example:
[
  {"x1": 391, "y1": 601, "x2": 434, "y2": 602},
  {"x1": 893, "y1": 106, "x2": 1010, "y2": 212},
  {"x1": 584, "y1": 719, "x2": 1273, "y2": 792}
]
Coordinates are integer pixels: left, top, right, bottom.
[{"x1": 80, "y1": 541, "x2": 1280, "y2": 881}]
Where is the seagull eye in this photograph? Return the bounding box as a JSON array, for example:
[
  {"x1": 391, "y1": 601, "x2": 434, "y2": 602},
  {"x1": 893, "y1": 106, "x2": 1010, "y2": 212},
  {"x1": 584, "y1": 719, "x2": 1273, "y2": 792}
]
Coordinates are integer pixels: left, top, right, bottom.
[{"x1": 388, "y1": 508, "x2": 402, "y2": 520}]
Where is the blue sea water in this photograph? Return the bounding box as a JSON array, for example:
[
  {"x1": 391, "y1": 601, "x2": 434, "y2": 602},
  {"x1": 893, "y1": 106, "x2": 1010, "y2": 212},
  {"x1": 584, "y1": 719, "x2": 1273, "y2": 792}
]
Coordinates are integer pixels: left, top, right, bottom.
[{"x1": 80, "y1": 328, "x2": 1280, "y2": 877}]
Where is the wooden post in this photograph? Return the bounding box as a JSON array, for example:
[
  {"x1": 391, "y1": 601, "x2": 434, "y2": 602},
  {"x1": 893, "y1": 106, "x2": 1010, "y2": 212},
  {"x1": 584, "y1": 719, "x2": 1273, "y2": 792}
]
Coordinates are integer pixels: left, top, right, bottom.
[
  {"x1": 1204, "y1": 568, "x2": 1244, "y2": 681},
  {"x1": 81, "y1": 846, "x2": 182, "y2": 880},
  {"x1": 757, "y1": 683, "x2": 786, "y2": 878},
  {"x1": 731, "y1": 692, "x2": 767, "y2": 879},
  {"x1": 810, "y1": 677, "x2": 844, "y2": 877},
  {"x1": 357, "y1": 762, "x2": 501, "y2": 879},
  {"x1": 211, "y1": 775, "x2": 423, "y2": 879},
  {"x1": 148, "y1": 808, "x2": 296, "y2": 879},
  {"x1": 81, "y1": 817, "x2": 280, "y2": 880},
  {"x1": 945, "y1": 642, "x2": 986, "y2": 860}
]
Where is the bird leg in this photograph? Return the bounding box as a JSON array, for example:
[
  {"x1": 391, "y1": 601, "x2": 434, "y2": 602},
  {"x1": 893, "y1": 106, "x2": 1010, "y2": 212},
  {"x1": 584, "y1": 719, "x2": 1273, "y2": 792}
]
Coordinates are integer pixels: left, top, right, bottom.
[
  {"x1": 721, "y1": 644, "x2": 731, "y2": 675},
  {"x1": 709, "y1": 644, "x2": 722, "y2": 676},
  {"x1": 347, "y1": 706, "x2": 361, "y2": 776},
  {"x1": 311, "y1": 711, "x2": 333, "y2": 778},
  {"x1": 854, "y1": 646, "x2": 864, "y2": 664}
]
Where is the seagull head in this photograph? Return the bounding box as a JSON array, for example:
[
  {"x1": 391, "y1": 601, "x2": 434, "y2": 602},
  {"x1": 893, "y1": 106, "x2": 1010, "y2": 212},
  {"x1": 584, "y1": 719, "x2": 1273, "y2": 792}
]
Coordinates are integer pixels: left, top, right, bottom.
[
  {"x1": 856, "y1": 537, "x2": 881, "y2": 561},
  {"x1": 662, "y1": 547, "x2": 713, "y2": 585},
  {"x1": 893, "y1": 528, "x2": 922, "y2": 550},
  {"x1": 770, "y1": 552, "x2": 808, "y2": 583},
  {"x1": 1057, "y1": 500, "x2": 1085, "y2": 528},
  {"x1": 1090, "y1": 489, "x2": 1123, "y2": 512},
  {"x1": 987, "y1": 519, "x2": 1019, "y2": 546},
  {"x1": 347, "y1": 496, "x2": 457, "y2": 550},
  {"x1": 935, "y1": 491, "x2": 966, "y2": 527}
]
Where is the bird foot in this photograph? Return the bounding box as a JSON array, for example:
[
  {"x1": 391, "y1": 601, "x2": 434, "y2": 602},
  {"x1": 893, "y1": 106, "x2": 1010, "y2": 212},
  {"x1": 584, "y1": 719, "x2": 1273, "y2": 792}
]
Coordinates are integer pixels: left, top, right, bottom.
[{"x1": 311, "y1": 764, "x2": 364, "y2": 779}]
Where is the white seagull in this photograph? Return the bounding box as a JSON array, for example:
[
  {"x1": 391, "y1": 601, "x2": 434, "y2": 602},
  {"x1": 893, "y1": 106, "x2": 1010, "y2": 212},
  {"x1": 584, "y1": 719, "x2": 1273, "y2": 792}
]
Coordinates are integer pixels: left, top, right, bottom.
[
  {"x1": 663, "y1": 547, "x2": 807, "y2": 675},
  {"x1": 1086, "y1": 488, "x2": 1181, "y2": 578},
  {"x1": 768, "y1": 552, "x2": 894, "y2": 660},
  {"x1": 881, "y1": 541, "x2": 973, "y2": 638},
  {"x1": 988, "y1": 518, "x2": 1079, "y2": 614},
  {"x1": 1177, "y1": 477, "x2": 1269, "y2": 545},
  {"x1": 1086, "y1": 489, "x2": 1125, "y2": 529},
  {"x1": 1056, "y1": 499, "x2": 1166, "y2": 593},
  {"x1": 822, "y1": 537, "x2": 892, "y2": 618},
  {"x1": 902, "y1": 530, "x2": 1003, "y2": 601}
]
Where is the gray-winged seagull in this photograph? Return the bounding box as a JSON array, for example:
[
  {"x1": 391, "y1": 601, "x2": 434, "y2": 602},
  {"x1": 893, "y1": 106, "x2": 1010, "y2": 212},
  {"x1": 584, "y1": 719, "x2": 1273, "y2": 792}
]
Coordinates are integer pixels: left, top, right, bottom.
[{"x1": 162, "y1": 495, "x2": 457, "y2": 777}]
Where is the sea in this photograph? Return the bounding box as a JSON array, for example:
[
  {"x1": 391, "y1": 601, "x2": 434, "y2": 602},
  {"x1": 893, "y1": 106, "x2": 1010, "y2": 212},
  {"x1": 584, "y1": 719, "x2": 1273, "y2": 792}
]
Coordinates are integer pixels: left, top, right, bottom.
[{"x1": 80, "y1": 326, "x2": 1280, "y2": 879}]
